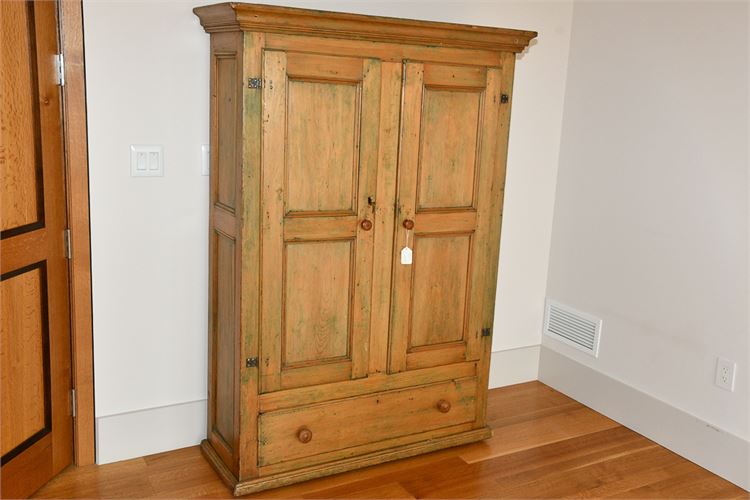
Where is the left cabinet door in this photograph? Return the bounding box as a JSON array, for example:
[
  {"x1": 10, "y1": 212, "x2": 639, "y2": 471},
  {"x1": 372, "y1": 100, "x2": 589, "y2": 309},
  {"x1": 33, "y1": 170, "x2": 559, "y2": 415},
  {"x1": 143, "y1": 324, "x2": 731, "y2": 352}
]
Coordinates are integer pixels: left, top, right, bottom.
[{"x1": 259, "y1": 51, "x2": 381, "y2": 393}]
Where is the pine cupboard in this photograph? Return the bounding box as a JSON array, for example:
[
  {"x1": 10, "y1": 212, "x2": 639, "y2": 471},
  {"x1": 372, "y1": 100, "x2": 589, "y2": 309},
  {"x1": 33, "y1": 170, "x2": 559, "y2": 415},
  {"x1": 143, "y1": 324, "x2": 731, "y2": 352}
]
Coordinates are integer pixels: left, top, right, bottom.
[{"x1": 194, "y1": 3, "x2": 536, "y2": 495}]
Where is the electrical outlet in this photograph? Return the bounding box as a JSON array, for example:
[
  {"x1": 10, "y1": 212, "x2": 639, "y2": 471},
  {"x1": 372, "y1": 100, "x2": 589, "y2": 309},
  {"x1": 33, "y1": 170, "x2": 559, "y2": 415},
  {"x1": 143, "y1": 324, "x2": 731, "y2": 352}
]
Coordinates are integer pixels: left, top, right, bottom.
[{"x1": 715, "y1": 357, "x2": 736, "y2": 392}]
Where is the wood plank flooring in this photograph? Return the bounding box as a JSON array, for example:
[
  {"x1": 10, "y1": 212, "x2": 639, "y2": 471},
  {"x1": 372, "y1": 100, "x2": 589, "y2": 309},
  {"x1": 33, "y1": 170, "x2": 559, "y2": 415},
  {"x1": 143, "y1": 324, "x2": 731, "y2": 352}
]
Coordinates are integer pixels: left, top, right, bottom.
[{"x1": 33, "y1": 381, "x2": 748, "y2": 499}]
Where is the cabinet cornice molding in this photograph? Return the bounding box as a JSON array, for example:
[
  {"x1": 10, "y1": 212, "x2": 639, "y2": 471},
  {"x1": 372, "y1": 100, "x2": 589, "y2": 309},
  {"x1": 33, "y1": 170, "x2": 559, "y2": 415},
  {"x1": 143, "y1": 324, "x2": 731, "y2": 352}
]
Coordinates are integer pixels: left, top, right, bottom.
[{"x1": 193, "y1": 2, "x2": 537, "y2": 53}]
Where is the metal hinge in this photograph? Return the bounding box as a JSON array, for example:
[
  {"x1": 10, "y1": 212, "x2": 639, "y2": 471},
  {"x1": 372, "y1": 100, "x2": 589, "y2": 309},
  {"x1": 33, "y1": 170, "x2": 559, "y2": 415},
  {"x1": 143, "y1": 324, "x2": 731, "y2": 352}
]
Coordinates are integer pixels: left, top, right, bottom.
[
  {"x1": 248, "y1": 78, "x2": 262, "y2": 89},
  {"x1": 63, "y1": 229, "x2": 72, "y2": 259},
  {"x1": 500, "y1": 94, "x2": 509, "y2": 104},
  {"x1": 71, "y1": 388, "x2": 76, "y2": 417},
  {"x1": 55, "y1": 53, "x2": 65, "y2": 86},
  {"x1": 246, "y1": 357, "x2": 258, "y2": 368},
  {"x1": 481, "y1": 327, "x2": 492, "y2": 338}
]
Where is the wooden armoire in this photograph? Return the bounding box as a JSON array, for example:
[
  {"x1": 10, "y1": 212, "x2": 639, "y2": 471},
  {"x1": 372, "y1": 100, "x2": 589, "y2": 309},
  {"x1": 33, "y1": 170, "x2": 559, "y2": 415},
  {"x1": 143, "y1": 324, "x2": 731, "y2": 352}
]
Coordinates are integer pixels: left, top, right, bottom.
[{"x1": 194, "y1": 3, "x2": 535, "y2": 495}]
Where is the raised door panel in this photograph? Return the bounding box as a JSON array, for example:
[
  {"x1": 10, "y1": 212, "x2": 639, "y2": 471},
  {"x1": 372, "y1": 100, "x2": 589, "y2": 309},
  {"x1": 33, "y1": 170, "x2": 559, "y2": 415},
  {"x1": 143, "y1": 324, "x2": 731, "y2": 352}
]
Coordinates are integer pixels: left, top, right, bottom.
[
  {"x1": 1, "y1": 265, "x2": 50, "y2": 458},
  {"x1": 284, "y1": 240, "x2": 352, "y2": 366},
  {"x1": 286, "y1": 80, "x2": 358, "y2": 214},
  {"x1": 417, "y1": 89, "x2": 481, "y2": 210},
  {"x1": 390, "y1": 62, "x2": 502, "y2": 373},
  {"x1": 211, "y1": 230, "x2": 236, "y2": 457},
  {"x1": 260, "y1": 51, "x2": 380, "y2": 392},
  {"x1": 409, "y1": 235, "x2": 471, "y2": 348},
  {"x1": 1, "y1": 0, "x2": 43, "y2": 237},
  {"x1": 215, "y1": 54, "x2": 238, "y2": 212}
]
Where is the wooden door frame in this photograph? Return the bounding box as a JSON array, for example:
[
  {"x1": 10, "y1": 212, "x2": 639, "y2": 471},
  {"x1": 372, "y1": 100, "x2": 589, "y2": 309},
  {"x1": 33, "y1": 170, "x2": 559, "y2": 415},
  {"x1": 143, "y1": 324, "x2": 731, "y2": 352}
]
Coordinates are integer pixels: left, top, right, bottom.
[{"x1": 59, "y1": 0, "x2": 95, "y2": 466}]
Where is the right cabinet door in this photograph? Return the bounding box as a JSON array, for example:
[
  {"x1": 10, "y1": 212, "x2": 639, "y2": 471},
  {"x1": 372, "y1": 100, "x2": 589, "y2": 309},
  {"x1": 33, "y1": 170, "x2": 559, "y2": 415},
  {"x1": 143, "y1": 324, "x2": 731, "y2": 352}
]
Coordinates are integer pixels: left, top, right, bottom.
[{"x1": 389, "y1": 61, "x2": 504, "y2": 373}]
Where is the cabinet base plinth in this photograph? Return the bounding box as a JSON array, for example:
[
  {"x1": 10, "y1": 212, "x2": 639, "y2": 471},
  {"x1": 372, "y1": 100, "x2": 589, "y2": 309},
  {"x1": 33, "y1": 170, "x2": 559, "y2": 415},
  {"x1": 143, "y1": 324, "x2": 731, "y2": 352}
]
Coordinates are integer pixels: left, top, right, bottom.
[{"x1": 201, "y1": 427, "x2": 492, "y2": 496}]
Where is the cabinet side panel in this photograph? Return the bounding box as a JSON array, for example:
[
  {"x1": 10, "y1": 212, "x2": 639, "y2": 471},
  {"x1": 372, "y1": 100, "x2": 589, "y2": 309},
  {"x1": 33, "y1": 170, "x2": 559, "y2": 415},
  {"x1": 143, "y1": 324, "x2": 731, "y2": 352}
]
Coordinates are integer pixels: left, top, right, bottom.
[
  {"x1": 207, "y1": 31, "x2": 243, "y2": 475},
  {"x1": 214, "y1": 231, "x2": 236, "y2": 448},
  {"x1": 475, "y1": 54, "x2": 516, "y2": 427}
]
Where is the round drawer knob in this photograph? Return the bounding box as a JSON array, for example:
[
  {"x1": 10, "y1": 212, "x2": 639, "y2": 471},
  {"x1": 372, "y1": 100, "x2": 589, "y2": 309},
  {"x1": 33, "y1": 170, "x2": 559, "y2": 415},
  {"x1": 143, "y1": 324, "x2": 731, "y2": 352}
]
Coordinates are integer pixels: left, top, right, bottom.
[
  {"x1": 360, "y1": 219, "x2": 373, "y2": 231},
  {"x1": 437, "y1": 399, "x2": 451, "y2": 413},
  {"x1": 402, "y1": 219, "x2": 415, "y2": 230},
  {"x1": 297, "y1": 427, "x2": 313, "y2": 444}
]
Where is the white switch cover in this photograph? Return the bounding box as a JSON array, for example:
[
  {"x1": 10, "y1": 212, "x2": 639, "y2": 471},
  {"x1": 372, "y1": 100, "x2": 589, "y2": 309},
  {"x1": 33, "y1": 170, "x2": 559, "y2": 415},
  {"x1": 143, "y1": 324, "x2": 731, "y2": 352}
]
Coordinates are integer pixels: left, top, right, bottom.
[
  {"x1": 130, "y1": 145, "x2": 163, "y2": 177},
  {"x1": 201, "y1": 145, "x2": 210, "y2": 176}
]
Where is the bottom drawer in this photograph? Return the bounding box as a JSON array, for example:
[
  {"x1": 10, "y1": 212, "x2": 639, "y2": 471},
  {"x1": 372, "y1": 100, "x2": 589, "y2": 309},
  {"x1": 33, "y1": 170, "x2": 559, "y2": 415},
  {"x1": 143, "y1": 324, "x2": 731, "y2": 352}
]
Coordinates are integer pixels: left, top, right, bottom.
[{"x1": 258, "y1": 377, "x2": 477, "y2": 467}]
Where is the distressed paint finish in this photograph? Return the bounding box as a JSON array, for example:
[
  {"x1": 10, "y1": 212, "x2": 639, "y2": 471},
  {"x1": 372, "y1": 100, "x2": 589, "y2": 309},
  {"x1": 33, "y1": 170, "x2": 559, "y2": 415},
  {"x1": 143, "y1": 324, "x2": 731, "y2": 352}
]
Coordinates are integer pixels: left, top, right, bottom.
[
  {"x1": 368, "y1": 61, "x2": 402, "y2": 376},
  {"x1": 261, "y1": 51, "x2": 379, "y2": 392},
  {"x1": 286, "y1": 80, "x2": 358, "y2": 214},
  {"x1": 206, "y1": 31, "x2": 243, "y2": 476},
  {"x1": 259, "y1": 50, "x2": 287, "y2": 394},
  {"x1": 238, "y1": 31, "x2": 264, "y2": 480},
  {"x1": 417, "y1": 89, "x2": 482, "y2": 210},
  {"x1": 389, "y1": 61, "x2": 498, "y2": 374},
  {"x1": 194, "y1": 3, "x2": 534, "y2": 493},
  {"x1": 388, "y1": 61, "x2": 423, "y2": 374},
  {"x1": 283, "y1": 240, "x2": 352, "y2": 366},
  {"x1": 258, "y1": 378, "x2": 478, "y2": 467},
  {"x1": 409, "y1": 235, "x2": 472, "y2": 347},
  {"x1": 474, "y1": 55, "x2": 517, "y2": 429}
]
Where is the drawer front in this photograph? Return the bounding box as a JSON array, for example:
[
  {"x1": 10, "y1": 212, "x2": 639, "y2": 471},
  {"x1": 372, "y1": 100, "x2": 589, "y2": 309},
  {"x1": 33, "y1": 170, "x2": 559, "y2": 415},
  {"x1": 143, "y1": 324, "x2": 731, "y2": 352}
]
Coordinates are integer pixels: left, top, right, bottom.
[{"x1": 258, "y1": 377, "x2": 477, "y2": 466}]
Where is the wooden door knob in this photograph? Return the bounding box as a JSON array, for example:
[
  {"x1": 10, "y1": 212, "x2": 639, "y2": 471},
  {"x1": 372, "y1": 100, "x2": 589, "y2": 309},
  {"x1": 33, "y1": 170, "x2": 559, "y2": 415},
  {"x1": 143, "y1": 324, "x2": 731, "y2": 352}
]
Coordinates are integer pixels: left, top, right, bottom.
[
  {"x1": 402, "y1": 219, "x2": 414, "y2": 230},
  {"x1": 297, "y1": 427, "x2": 313, "y2": 443},
  {"x1": 360, "y1": 219, "x2": 373, "y2": 231},
  {"x1": 436, "y1": 400, "x2": 451, "y2": 413}
]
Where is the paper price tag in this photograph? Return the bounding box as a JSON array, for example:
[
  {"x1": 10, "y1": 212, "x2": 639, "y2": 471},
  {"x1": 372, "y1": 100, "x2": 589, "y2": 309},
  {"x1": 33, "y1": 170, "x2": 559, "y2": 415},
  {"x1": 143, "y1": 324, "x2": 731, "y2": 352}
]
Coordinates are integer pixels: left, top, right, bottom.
[{"x1": 400, "y1": 246, "x2": 413, "y2": 265}]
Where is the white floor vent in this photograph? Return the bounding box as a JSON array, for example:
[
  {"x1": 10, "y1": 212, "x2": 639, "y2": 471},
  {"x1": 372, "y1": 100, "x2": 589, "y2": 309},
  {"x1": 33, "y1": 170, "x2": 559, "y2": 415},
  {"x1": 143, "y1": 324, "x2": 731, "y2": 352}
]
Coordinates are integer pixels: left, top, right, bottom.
[{"x1": 544, "y1": 300, "x2": 602, "y2": 357}]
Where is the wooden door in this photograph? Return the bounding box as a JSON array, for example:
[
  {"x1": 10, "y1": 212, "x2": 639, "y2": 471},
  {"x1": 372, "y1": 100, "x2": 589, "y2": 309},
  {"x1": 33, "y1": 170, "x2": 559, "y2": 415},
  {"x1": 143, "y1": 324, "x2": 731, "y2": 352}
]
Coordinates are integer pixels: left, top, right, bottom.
[
  {"x1": 1, "y1": 1, "x2": 74, "y2": 497},
  {"x1": 259, "y1": 51, "x2": 381, "y2": 392},
  {"x1": 389, "y1": 61, "x2": 504, "y2": 373}
]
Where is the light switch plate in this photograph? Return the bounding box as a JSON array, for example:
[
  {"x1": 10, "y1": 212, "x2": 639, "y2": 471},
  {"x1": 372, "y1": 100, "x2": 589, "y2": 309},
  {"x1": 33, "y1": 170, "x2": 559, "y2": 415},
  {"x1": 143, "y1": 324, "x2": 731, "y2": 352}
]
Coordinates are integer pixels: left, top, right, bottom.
[
  {"x1": 201, "y1": 145, "x2": 210, "y2": 176},
  {"x1": 130, "y1": 145, "x2": 163, "y2": 177}
]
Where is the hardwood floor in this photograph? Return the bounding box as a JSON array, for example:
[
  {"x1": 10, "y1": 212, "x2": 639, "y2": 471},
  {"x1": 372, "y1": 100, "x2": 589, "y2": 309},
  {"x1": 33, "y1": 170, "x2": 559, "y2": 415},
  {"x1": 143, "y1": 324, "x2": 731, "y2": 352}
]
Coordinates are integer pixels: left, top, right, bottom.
[{"x1": 34, "y1": 382, "x2": 748, "y2": 499}]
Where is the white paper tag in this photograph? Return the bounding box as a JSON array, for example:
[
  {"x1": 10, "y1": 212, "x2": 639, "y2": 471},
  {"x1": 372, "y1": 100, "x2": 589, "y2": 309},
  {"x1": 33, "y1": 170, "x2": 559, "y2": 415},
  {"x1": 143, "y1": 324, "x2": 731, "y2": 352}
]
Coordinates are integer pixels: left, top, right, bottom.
[{"x1": 400, "y1": 246, "x2": 413, "y2": 265}]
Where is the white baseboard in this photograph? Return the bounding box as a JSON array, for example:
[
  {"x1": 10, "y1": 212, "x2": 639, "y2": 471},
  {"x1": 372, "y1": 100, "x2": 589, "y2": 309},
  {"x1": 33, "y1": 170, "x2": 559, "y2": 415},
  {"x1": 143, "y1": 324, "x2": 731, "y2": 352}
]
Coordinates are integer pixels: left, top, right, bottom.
[
  {"x1": 96, "y1": 399, "x2": 207, "y2": 464},
  {"x1": 489, "y1": 345, "x2": 540, "y2": 388},
  {"x1": 93, "y1": 347, "x2": 539, "y2": 464},
  {"x1": 539, "y1": 347, "x2": 750, "y2": 490}
]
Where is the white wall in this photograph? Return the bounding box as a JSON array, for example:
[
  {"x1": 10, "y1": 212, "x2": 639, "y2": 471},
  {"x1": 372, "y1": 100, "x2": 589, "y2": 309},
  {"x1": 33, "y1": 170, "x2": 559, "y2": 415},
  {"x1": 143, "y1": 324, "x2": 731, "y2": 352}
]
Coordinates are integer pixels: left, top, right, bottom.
[
  {"x1": 84, "y1": 0, "x2": 573, "y2": 462},
  {"x1": 85, "y1": 1, "x2": 210, "y2": 416},
  {"x1": 545, "y1": 0, "x2": 748, "y2": 447}
]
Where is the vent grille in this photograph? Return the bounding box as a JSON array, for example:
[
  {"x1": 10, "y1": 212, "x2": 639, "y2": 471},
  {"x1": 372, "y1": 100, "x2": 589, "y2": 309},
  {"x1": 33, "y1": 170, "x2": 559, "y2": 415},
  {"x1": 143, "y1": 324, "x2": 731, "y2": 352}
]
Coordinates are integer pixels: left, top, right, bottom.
[{"x1": 544, "y1": 300, "x2": 601, "y2": 357}]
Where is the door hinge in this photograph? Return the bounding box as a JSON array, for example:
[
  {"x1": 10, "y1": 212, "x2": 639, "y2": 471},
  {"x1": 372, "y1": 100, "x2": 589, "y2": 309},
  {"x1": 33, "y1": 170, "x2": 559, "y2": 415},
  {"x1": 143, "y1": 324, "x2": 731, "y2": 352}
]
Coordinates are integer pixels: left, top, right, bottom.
[
  {"x1": 246, "y1": 357, "x2": 258, "y2": 368},
  {"x1": 481, "y1": 327, "x2": 492, "y2": 338},
  {"x1": 71, "y1": 388, "x2": 76, "y2": 417},
  {"x1": 55, "y1": 53, "x2": 65, "y2": 86},
  {"x1": 500, "y1": 94, "x2": 509, "y2": 104},
  {"x1": 63, "y1": 229, "x2": 72, "y2": 259},
  {"x1": 248, "y1": 78, "x2": 262, "y2": 89}
]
